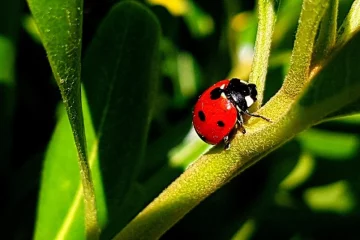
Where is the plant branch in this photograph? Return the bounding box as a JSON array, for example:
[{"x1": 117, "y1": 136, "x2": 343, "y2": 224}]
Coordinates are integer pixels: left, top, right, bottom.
[
  {"x1": 249, "y1": 0, "x2": 277, "y2": 109},
  {"x1": 281, "y1": 0, "x2": 329, "y2": 98},
  {"x1": 112, "y1": 87, "x2": 303, "y2": 240},
  {"x1": 114, "y1": 30, "x2": 360, "y2": 238}
]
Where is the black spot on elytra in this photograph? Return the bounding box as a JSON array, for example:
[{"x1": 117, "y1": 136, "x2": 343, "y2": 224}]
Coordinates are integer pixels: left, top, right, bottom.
[
  {"x1": 217, "y1": 121, "x2": 225, "y2": 127},
  {"x1": 198, "y1": 111, "x2": 206, "y2": 121},
  {"x1": 210, "y1": 87, "x2": 222, "y2": 100}
]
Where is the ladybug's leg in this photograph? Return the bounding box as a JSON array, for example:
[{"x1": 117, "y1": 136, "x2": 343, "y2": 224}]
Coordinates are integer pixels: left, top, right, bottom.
[
  {"x1": 243, "y1": 110, "x2": 271, "y2": 122},
  {"x1": 239, "y1": 125, "x2": 246, "y2": 134},
  {"x1": 223, "y1": 126, "x2": 238, "y2": 150},
  {"x1": 237, "y1": 111, "x2": 246, "y2": 134},
  {"x1": 223, "y1": 135, "x2": 231, "y2": 150},
  {"x1": 237, "y1": 110, "x2": 244, "y2": 125}
]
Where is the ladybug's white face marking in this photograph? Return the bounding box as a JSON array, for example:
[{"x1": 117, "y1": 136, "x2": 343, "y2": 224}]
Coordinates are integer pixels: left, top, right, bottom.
[
  {"x1": 221, "y1": 92, "x2": 227, "y2": 99},
  {"x1": 245, "y1": 95, "x2": 254, "y2": 107},
  {"x1": 220, "y1": 84, "x2": 226, "y2": 89},
  {"x1": 239, "y1": 79, "x2": 248, "y2": 84}
]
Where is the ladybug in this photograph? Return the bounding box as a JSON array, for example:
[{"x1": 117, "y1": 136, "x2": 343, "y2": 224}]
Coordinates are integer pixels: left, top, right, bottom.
[{"x1": 192, "y1": 78, "x2": 270, "y2": 149}]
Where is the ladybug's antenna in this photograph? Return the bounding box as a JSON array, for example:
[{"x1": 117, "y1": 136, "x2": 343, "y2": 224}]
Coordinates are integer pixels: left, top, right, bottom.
[{"x1": 243, "y1": 111, "x2": 271, "y2": 122}]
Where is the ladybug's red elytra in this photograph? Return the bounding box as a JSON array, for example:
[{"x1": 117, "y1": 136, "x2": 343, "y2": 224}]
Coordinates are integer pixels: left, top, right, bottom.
[{"x1": 192, "y1": 78, "x2": 270, "y2": 149}]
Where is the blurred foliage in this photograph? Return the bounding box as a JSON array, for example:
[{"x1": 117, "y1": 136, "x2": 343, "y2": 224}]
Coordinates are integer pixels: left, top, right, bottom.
[{"x1": 1, "y1": 0, "x2": 360, "y2": 239}]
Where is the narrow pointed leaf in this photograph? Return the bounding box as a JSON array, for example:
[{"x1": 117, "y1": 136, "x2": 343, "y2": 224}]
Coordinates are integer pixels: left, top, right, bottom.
[
  {"x1": 297, "y1": 31, "x2": 360, "y2": 122},
  {"x1": 325, "y1": 97, "x2": 360, "y2": 119},
  {"x1": 34, "y1": 98, "x2": 104, "y2": 240},
  {"x1": 337, "y1": 0, "x2": 360, "y2": 46},
  {"x1": 83, "y1": 1, "x2": 160, "y2": 238},
  {"x1": 312, "y1": 0, "x2": 338, "y2": 65},
  {"x1": 26, "y1": 0, "x2": 100, "y2": 237},
  {"x1": 34, "y1": 1, "x2": 160, "y2": 239}
]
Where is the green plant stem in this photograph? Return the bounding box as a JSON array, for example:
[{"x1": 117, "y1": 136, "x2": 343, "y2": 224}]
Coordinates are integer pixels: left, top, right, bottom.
[
  {"x1": 112, "y1": 88, "x2": 294, "y2": 240},
  {"x1": 337, "y1": 0, "x2": 360, "y2": 46},
  {"x1": 114, "y1": 29, "x2": 360, "y2": 238},
  {"x1": 281, "y1": 0, "x2": 328, "y2": 98},
  {"x1": 312, "y1": 0, "x2": 338, "y2": 65},
  {"x1": 77, "y1": 152, "x2": 99, "y2": 240},
  {"x1": 249, "y1": 0, "x2": 277, "y2": 108},
  {"x1": 113, "y1": 1, "x2": 338, "y2": 239}
]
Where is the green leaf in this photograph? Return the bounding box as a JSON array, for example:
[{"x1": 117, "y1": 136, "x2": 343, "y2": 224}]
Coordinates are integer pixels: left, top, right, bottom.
[
  {"x1": 34, "y1": 1, "x2": 160, "y2": 239},
  {"x1": 312, "y1": 0, "x2": 338, "y2": 65},
  {"x1": 298, "y1": 32, "x2": 360, "y2": 119},
  {"x1": 114, "y1": 6, "x2": 360, "y2": 240},
  {"x1": 26, "y1": 0, "x2": 100, "y2": 238},
  {"x1": 324, "y1": 0, "x2": 360, "y2": 118},
  {"x1": 83, "y1": 2, "x2": 160, "y2": 238},
  {"x1": 325, "y1": 98, "x2": 360, "y2": 119},
  {"x1": 34, "y1": 98, "x2": 100, "y2": 240},
  {"x1": 337, "y1": 0, "x2": 360, "y2": 46},
  {"x1": 298, "y1": 129, "x2": 359, "y2": 160}
]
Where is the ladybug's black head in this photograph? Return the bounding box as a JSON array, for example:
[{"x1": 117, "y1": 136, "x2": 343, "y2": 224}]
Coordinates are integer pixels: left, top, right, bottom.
[
  {"x1": 247, "y1": 83, "x2": 258, "y2": 107},
  {"x1": 226, "y1": 78, "x2": 258, "y2": 110}
]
